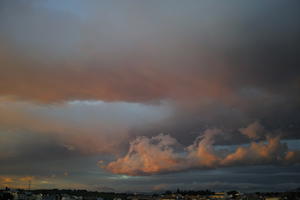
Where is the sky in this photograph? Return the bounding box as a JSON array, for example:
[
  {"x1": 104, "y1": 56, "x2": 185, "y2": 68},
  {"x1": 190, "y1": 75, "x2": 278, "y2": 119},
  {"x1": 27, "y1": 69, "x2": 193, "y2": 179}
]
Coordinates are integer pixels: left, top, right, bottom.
[{"x1": 0, "y1": 0, "x2": 300, "y2": 193}]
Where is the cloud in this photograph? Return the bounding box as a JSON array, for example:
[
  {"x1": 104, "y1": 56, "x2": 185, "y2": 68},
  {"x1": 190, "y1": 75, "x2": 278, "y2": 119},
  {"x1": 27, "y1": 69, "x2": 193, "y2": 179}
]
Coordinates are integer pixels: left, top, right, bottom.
[
  {"x1": 1, "y1": 0, "x2": 300, "y2": 147},
  {"x1": 0, "y1": 176, "x2": 35, "y2": 189},
  {"x1": 185, "y1": 129, "x2": 222, "y2": 168},
  {"x1": 0, "y1": 177, "x2": 13, "y2": 183},
  {"x1": 221, "y1": 136, "x2": 288, "y2": 166},
  {"x1": 104, "y1": 134, "x2": 184, "y2": 175},
  {"x1": 0, "y1": 0, "x2": 300, "y2": 190},
  {"x1": 19, "y1": 176, "x2": 34, "y2": 182},
  {"x1": 0, "y1": 100, "x2": 170, "y2": 156},
  {"x1": 153, "y1": 183, "x2": 168, "y2": 191},
  {"x1": 0, "y1": 175, "x2": 93, "y2": 190},
  {"x1": 103, "y1": 124, "x2": 300, "y2": 176},
  {"x1": 239, "y1": 121, "x2": 265, "y2": 139},
  {"x1": 0, "y1": 1, "x2": 299, "y2": 106}
]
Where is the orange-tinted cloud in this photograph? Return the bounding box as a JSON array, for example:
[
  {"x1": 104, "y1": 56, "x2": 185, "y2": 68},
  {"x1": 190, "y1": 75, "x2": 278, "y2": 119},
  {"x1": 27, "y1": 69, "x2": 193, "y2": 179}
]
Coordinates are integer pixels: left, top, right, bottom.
[
  {"x1": 103, "y1": 125, "x2": 300, "y2": 176},
  {"x1": 105, "y1": 134, "x2": 183, "y2": 175},
  {"x1": 19, "y1": 176, "x2": 34, "y2": 182},
  {"x1": 0, "y1": 57, "x2": 235, "y2": 104},
  {"x1": 1, "y1": 177, "x2": 13, "y2": 183},
  {"x1": 0, "y1": 176, "x2": 34, "y2": 189},
  {"x1": 153, "y1": 184, "x2": 168, "y2": 191},
  {"x1": 239, "y1": 121, "x2": 265, "y2": 140}
]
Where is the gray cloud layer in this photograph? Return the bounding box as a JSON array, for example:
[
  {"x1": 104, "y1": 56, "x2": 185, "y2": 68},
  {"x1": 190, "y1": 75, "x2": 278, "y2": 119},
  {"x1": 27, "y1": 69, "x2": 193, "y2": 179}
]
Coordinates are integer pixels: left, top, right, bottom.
[{"x1": 0, "y1": 0, "x2": 300, "y2": 191}]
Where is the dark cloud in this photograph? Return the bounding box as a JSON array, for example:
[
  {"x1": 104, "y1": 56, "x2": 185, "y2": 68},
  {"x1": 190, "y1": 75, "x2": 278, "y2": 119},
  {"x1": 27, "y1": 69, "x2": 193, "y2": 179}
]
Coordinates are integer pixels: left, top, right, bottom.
[
  {"x1": 0, "y1": 0, "x2": 300, "y2": 191},
  {"x1": 0, "y1": 0, "x2": 299, "y2": 104},
  {"x1": 1, "y1": 1, "x2": 299, "y2": 141}
]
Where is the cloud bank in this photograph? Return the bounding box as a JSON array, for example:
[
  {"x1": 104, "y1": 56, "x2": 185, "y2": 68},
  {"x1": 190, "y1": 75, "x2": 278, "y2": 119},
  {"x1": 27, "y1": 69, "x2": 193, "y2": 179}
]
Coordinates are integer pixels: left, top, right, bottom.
[
  {"x1": 104, "y1": 123, "x2": 300, "y2": 176},
  {"x1": 0, "y1": 1, "x2": 299, "y2": 105}
]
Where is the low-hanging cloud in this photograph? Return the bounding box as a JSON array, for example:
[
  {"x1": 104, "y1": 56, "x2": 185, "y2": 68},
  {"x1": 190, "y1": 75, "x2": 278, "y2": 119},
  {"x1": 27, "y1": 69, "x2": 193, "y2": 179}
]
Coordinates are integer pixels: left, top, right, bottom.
[
  {"x1": 103, "y1": 134, "x2": 184, "y2": 175},
  {"x1": 103, "y1": 124, "x2": 300, "y2": 176},
  {"x1": 0, "y1": 100, "x2": 170, "y2": 157},
  {"x1": 239, "y1": 121, "x2": 265, "y2": 140}
]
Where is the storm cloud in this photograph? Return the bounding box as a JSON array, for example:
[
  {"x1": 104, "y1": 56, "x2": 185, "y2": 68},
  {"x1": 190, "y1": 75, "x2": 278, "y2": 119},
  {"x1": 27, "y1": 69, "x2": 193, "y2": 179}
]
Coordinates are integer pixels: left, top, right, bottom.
[{"x1": 0, "y1": 0, "x2": 300, "y2": 192}]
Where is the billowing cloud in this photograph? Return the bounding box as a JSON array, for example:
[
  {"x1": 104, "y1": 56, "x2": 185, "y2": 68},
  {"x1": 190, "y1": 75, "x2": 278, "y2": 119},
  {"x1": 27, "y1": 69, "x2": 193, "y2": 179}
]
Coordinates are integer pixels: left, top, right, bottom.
[
  {"x1": 104, "y1": 124, "x2": 300, "y2": 176},
  {"x1": 104, "y1": 134, "x2": 183, "y2": 175},
  {"x1": 239, "y1": 121, "x2": 265, "y2": 139}
]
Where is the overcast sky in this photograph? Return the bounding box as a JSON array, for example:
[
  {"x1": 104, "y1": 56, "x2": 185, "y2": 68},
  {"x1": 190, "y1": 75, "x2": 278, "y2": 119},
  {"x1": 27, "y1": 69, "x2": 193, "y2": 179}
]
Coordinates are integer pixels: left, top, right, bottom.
[{"x1": 0, "y1": 0, "x2": 300, "y2": 192}]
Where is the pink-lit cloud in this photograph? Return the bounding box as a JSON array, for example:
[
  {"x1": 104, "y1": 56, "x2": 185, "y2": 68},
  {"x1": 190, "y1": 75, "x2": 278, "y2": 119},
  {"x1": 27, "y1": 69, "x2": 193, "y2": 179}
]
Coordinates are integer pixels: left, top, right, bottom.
[{"x1": 103, "y1": 124, "x2": 300, "y2": 176}]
